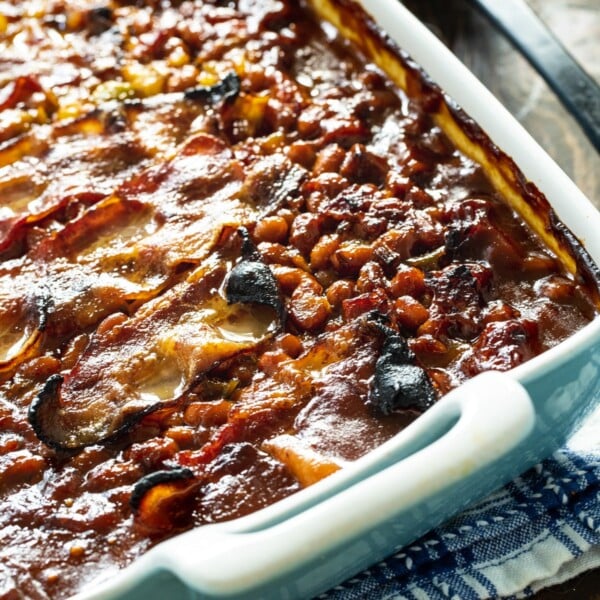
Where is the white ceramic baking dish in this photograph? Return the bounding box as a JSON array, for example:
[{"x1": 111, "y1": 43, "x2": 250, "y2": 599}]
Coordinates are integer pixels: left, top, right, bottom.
[{"x1": 73, "y1": 1, "x2": 600, "y2": 598}]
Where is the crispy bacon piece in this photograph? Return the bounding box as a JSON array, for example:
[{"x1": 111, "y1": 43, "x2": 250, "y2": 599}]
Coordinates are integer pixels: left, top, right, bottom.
[
  {"x1": 0, "y1": 284, "x2": 49, "y2": 376},
  {"x1": 0, "y1": 134, "x2": 252, "y2": 373},
  {"x1": 128, "y1": 318, "x2": 422, "y2": 533},
  {"x1": 226, "y1": 228, "x2": 285, "y2": 320},
  {"x1": 0, "y1": 112, "x2": 148, "y2": 251},
  {"x1": 132, "y1": 442, "x2": 301, "y2": 535},
  {"x1": 29, "y1": 252, "x2": 281, "y2": 450},
  {"x1": 0, "y1": 72, "x2": 244, "y2": 255},
  {"x1": 130, "y1": 468, "x2": 198, "y2": 533},
  {"x1": 368, "y1": 323, "x2": 437, "y2": 414},
  {"x1": 183, "y1": 71, "x2": 241, "y2": 104}
]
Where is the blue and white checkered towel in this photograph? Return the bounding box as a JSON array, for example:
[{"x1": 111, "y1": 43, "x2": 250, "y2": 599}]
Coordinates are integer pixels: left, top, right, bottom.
[{"x1": 326, "y1": 411, "x2": 600, "y2": 599}]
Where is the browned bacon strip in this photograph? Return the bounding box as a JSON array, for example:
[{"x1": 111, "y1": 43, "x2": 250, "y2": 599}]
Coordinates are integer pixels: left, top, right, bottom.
[
  {"x1": 0, "y1": 94, "x2": 224, "y2": 255},
  {"x1": 0, "y1": 133, "x2": 254, "y2": 375},
  {"x1": 29, "y1": 248, "x2": 280, "y2": 450}
]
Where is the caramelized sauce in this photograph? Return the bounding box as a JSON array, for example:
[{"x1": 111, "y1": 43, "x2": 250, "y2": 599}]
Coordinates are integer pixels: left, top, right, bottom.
[{"x1": 0, "y1": 1, "x2": 596, "y2": 597}]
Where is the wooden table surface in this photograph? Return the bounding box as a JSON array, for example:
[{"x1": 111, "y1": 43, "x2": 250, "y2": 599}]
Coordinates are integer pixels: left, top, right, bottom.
[
  {"x1": 402, "y1": 1, "x2": 599, "y2": 598},
  {"x1": 403, "y1": 0, "x2": 599, "y2": 206}
]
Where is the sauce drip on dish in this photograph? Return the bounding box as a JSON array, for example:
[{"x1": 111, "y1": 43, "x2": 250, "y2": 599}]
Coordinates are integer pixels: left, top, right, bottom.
[{"x1": 0, "y1": 1, "x2": 597, "y2": 597}]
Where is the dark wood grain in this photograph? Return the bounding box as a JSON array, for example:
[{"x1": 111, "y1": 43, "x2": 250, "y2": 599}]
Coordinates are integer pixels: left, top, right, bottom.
[
  {"x1": 402, "y1": 0, "x2": 600, "y2": 208},
  {"x1": 401, "y1": 1, "x2": 600, "y2": 598}
]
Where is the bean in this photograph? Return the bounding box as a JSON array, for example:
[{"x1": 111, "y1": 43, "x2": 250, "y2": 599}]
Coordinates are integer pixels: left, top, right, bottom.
[
  {"x1": 313, "y1": 269, "x2": 337, "y2": 289},
  {"x1": 385, "y1": 171, "x2": 412, "y2": 198},
  {"x1": 125, "y1": 437, "x2": 179, "y2": 469},
  {"x1": 254, "y1": 216, "x2": 289, "y2": 244},
  {"x1": 184, "y1": 400, "x2": 233, "y2": 427},
  {"x1": 69, "y1": 446, "x2": 113, "y2": 472},
  {"x1": 166, "y1": 64, "x2": 198, "y2": 92},
  {"x1": 272, "y1": 266, "x2": 331, "y2": 332},
  {"x1": 358, "y1": 70, "x2": 387, "y2": 90},
  {"x1": 536, "y1": 275, "x2": 577, "y2": 303},
  {"x1": 483, "y1": 300, "x2": 518, "y2": 324},
  {"x1": 164, "y1": 426, "x2": 207, "y2": 450},
  {"x1": 326, "y1": 279, "x2": 355, "y2": 307},
  {"x1": 356, "y1": 261, "x2": 387, "y2": 294},
  {"x1": 409, "y1": 334, "x2": 448, "y2": 356},
  {"x1": 390, "y1": 264, "x2": 426, "y2": 298},
  {"x1": 340, "y1": 143, "x2": 388, "y2": 186},
  {"x1": 290, "y1": 280, "x2": 331, "y2": 332},
  {"x1": 302, "y1": 172, "x2": 348, "y2": 199},
  {"x1": 287, "y1": 140, "x2": 316, "y2": 169},
  {"x1": 313, "y1": 144, "x2": 345, "y2": 175},
  {"x1": 84, "y1": 459, "x2": 144, "y2": 493},
  {"x1": 0, "y1": 450, "x2": 45, "y2": 493},
  {"x1": 342, "y1": 289, "x2": 389, "y2": 321},
  {"x1": 258, "y1": 349, "x2": 290, "y2": 376},
  {"x1": 310, "y1": 233, "x2": 340, "y2": 270},
  {"x1": 297, "y1": 104, "x2": 324, "y2": 138},
  {"x1": 522, "y1": 252, "x2": 557, "y2": 275},
  {"x1": 0, "y1": 433, "x2": 23, "y2": 455},
  {"x1": 257, "y1": 242, "x2": 309, "y2": 270},
  {"x1": 332, "y1": 241, "x2": 373, "y2": 275},
  {"x1": 289, "y1": 212, "x2": 322, "y2": 255},
  {"x1": 275, "y1": 333, "x2": 303, "y2": 358},
  {"x1": 393, "y1": 296, "x2": 430, "y2": 331}
]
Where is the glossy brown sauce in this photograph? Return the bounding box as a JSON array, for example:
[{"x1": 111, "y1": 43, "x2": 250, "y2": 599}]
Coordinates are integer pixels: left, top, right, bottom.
[{"x1": 0, "y1": 1, "x2": 597, "y2": 598}]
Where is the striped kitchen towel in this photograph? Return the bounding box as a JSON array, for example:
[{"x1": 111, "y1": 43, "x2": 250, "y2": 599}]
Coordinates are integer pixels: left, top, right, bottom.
[{"x1": 324, "y1": 422, "x2": 600, "y2": 599}]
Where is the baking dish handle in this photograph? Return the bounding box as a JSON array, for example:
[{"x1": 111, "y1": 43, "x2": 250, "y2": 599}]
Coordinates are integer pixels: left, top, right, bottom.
[{"x1": 135, "y1": 371, "x2": 535, "y2": 598}]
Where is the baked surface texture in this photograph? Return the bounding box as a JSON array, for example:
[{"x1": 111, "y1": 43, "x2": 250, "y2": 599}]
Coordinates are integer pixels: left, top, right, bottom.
[{"x1": 0, "y1": 1, "x2": 596, "y2": 598}]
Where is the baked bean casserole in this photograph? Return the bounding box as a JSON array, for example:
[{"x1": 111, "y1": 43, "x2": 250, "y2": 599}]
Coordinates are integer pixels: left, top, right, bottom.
[{"x1": 0, "y1": 0, "x2": 598, "y2": 597}]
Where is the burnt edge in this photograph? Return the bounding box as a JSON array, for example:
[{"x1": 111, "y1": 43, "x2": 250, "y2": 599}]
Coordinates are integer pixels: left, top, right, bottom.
[
  {"x1": 29, "y1": 373, "x2": 175, "y2": 452},
  {"x1": 306, "y1": 0, "x2": 600, "y2": 306},
  {"x1": 130, "y1": 468, "x2": 196, "y2": 512}
]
